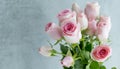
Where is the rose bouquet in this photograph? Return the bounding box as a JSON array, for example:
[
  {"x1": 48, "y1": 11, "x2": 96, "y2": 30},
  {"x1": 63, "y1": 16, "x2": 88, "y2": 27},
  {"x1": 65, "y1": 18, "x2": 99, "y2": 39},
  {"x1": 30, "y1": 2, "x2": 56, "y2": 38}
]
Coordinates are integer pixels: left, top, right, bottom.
[{"x1": 39, "y1": 2, "x2": 116, "y2": 69}]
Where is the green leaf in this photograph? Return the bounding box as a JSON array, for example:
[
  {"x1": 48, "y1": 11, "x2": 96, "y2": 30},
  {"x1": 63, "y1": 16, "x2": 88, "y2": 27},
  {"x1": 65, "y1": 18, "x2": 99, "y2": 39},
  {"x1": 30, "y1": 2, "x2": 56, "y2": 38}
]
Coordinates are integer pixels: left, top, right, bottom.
[
  {"x1": 81, "y1": 59, "x2": 88, "y2": 64},
  {"x1": 66, "y1": 49, "x2": 72, "y2": 56},
  {"x1": 79, "y1": 40, "x2": 85, "y2": 49},
  {"x1": 100, "y1": 65, "x2": 106, "y2": 69},
  {"x1": 90, "y1": 61, "x2": 99, "y2": 69},
  {"x1": 74, "y1": 59, "x2": 86, "y2": 69},
  {"x1": 85, "y1": 42, "x2": 93, "y2": 52},
  {"x1": 111, "y1": 67, "x2": 117, "y2": 69},
  {"x1": 81, "y1": 50, "x2": 90, "y2": 60},
  {"x1": 60, "y1": 44, "x2": 68, "y2": 54}
]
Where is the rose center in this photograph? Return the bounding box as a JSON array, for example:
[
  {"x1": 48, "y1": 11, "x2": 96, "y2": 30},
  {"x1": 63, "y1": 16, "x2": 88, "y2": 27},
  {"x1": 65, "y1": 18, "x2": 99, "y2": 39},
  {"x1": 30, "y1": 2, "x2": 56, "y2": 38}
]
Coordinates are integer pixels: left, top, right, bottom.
[
  {"x1": 63, "y1": 23, "x2": 76, "y2": 36},
  {"x1": 65, "y1": 23, "x2": 76, "y2": 32},
  {"x1": 67, "y1": 24, "x2": 73, "y2": 31},
  {"x1": 99, "y1": 49, "x2": 108, "y2": 58}
]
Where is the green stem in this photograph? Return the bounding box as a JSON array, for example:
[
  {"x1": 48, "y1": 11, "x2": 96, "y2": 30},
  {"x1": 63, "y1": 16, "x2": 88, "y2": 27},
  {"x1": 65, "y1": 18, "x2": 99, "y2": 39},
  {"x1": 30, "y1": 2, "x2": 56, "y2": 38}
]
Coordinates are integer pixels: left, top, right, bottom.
[
  {"x1": 77, "y1": 44, "x2": 81, "y2": 52},
  {"x1": 47, "y1": 40, "x2": 54, "y2": 48},
  {"x1": 56, "y1": 52, "x2": 66, "y2": 56},
  {"x1": 75, "y1": 57, "x2": 81, "y2": 61}
]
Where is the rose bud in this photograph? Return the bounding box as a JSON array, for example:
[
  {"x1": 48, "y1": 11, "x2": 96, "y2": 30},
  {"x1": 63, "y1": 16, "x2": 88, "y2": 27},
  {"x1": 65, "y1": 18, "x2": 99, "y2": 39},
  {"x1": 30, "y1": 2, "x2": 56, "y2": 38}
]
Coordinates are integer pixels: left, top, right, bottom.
[
  {"x1": 57, "y1": 9, "x2": 76, "y2": 24},
  {"x1": 72, "y1": 3, "x2": 88, "y2": 30},
  {"x1": 87, "y1": 19, "x2": 97, "y2": 35},
  {"x1": 96, "y1": 16, "x2": 111, "y2": 42},
  {"x1": 61, "y1": 56, "x2": 74, "y2": 68},
  {"x1": 72, "y1": 3, "x2": 82, "y2": 15},
  {"x1": 39, "y1": 46, "x2": 52, "y2": 57},
  {"x1": 91, "y1": 45, "x2": 112, "y2": 62},
  {"x1": 85, "y1": 2, "x2": 100, "y2": 21},
  {"x1": 45, "y1": 22, "x2": 62, "y2": 40},
  {"x1": 61, "y1": 20, "x2": 81, "y2": 43},
  {"x1": 77, "y1": 12, "x2": 88, "y2": 30}
]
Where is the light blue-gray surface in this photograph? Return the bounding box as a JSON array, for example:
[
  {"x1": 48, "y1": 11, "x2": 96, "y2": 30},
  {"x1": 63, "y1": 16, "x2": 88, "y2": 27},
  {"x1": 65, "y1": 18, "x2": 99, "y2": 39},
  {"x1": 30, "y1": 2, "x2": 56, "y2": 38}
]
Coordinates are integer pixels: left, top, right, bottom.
[{"x1": 0, "y1": 0, "x2": 119, "y2": 69}]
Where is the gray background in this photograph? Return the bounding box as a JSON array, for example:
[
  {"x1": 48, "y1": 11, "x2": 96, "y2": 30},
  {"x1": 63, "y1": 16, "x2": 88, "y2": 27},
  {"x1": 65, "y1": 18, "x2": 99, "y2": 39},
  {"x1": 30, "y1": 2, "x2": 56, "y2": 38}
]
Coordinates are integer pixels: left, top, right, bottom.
[{"x1": 0, "y1": 0, "x2": 119, "y2": 69}]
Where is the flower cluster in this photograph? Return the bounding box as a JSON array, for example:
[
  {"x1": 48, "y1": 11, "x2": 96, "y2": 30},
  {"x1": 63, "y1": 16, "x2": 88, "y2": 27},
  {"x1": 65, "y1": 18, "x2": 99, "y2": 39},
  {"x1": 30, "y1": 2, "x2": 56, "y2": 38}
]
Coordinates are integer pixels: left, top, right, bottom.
[{"x1": 39, "y1": 2, "x2": 116, "y2": 69}]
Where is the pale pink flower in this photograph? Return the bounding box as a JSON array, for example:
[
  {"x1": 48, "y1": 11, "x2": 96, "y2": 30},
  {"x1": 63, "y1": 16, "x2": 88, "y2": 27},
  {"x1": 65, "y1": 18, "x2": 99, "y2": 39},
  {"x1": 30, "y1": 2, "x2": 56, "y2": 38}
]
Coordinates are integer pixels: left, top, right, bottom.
[
  {"x1": 77, "y1": 12, "x2": 88, "y2": 30},
  {"x1": 97, "y1": 16, "x2": 111, "y2": 42},
  {"x1": 87, "y1": 19, "x2": 97, "y2": 35},
  {"x1": 85, "y1": 2, "x2": 100, "y2": 21},
  {"x1": 39, "y1": 46, "x2": 52, "y2": 57},
  {"x1": 57, "y1": 9, "x2": 76, "y2": 24},
  {"x1": 45, "y1": 22, "x2": 62, "y2": 40},
  {"x1": 61, "y1": 56, "x2": 74, "y2": 68},
  {"x1": 91, "y1": 45, "x2": 112, "y2": 62}
]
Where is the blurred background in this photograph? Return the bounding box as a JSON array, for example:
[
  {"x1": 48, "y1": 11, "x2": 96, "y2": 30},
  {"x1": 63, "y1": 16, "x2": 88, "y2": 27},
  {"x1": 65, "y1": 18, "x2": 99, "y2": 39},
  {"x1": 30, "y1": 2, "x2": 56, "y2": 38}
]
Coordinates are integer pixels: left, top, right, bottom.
[{"x1": 0, "y1": 0, "x2": 119, "y2": 69}]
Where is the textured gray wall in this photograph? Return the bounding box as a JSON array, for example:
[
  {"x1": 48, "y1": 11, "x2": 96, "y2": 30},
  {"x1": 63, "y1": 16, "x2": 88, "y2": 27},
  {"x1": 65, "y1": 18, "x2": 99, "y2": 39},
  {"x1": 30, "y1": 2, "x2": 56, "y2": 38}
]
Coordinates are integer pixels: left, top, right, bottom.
[{"x1": 0, "y1": 0, "x2": 119, "y2": 69}]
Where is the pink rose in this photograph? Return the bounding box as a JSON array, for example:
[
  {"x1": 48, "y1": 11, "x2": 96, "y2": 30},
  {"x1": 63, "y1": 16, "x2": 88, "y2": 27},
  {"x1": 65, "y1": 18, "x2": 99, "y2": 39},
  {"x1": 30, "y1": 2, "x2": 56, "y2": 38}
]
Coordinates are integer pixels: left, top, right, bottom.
[
  {"x1": 61, "y1": 20, "x2": 81, "y2": 43},
  {"x1": 39, "y1": 46, "x2": 52, "y2": 57},
  {"x1": 91, "y1": 45, "x2": 111, "y2": 62},
  {"x1": 87, "y1": 19, "x2": 97, "y2": 35},
  {"x1": 77, "y1": 12, "x2": 88, "y2": 30},
  {"x1": 96, "y1": 16, "x2": 111, "y2": 42},
  {"x1": 57, "y1": 9, "x2": 76, "y2": 24},
  {"x1": 61, "y1": 56, "x2": 74, "y2": 68},
  {"x1": 85, "y1": 2, "x2": 100, "y2": 21},
  {"x1": 45, "y1": 22, "x2": 62, "y2": 40},
  {"x1": 72, "y1": 3, "x2": 88, "y2": 30}
]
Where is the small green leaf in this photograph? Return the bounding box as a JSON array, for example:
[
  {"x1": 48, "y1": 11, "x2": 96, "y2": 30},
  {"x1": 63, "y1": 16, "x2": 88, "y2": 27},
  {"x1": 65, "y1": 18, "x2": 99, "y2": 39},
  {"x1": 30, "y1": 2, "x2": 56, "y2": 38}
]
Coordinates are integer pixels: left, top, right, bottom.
[
  {"x1": 100, "y1": 65, "x2": 106, "y2": 69},
  {"x1": 85, "y1": 42, "x2": 93, "y2": 52},
  {"x1": 66, "y1": 49, "x2": 72, "y2": 56},
  {"x1": 111, "y1": 67, "x2": 117, "y2": 69},
  {"x1": 60, "y1": 44, "x2": 68, "y2": 54},
  {"x1": 90, "y1": 61, "x2": 99, "y2": 69}
]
